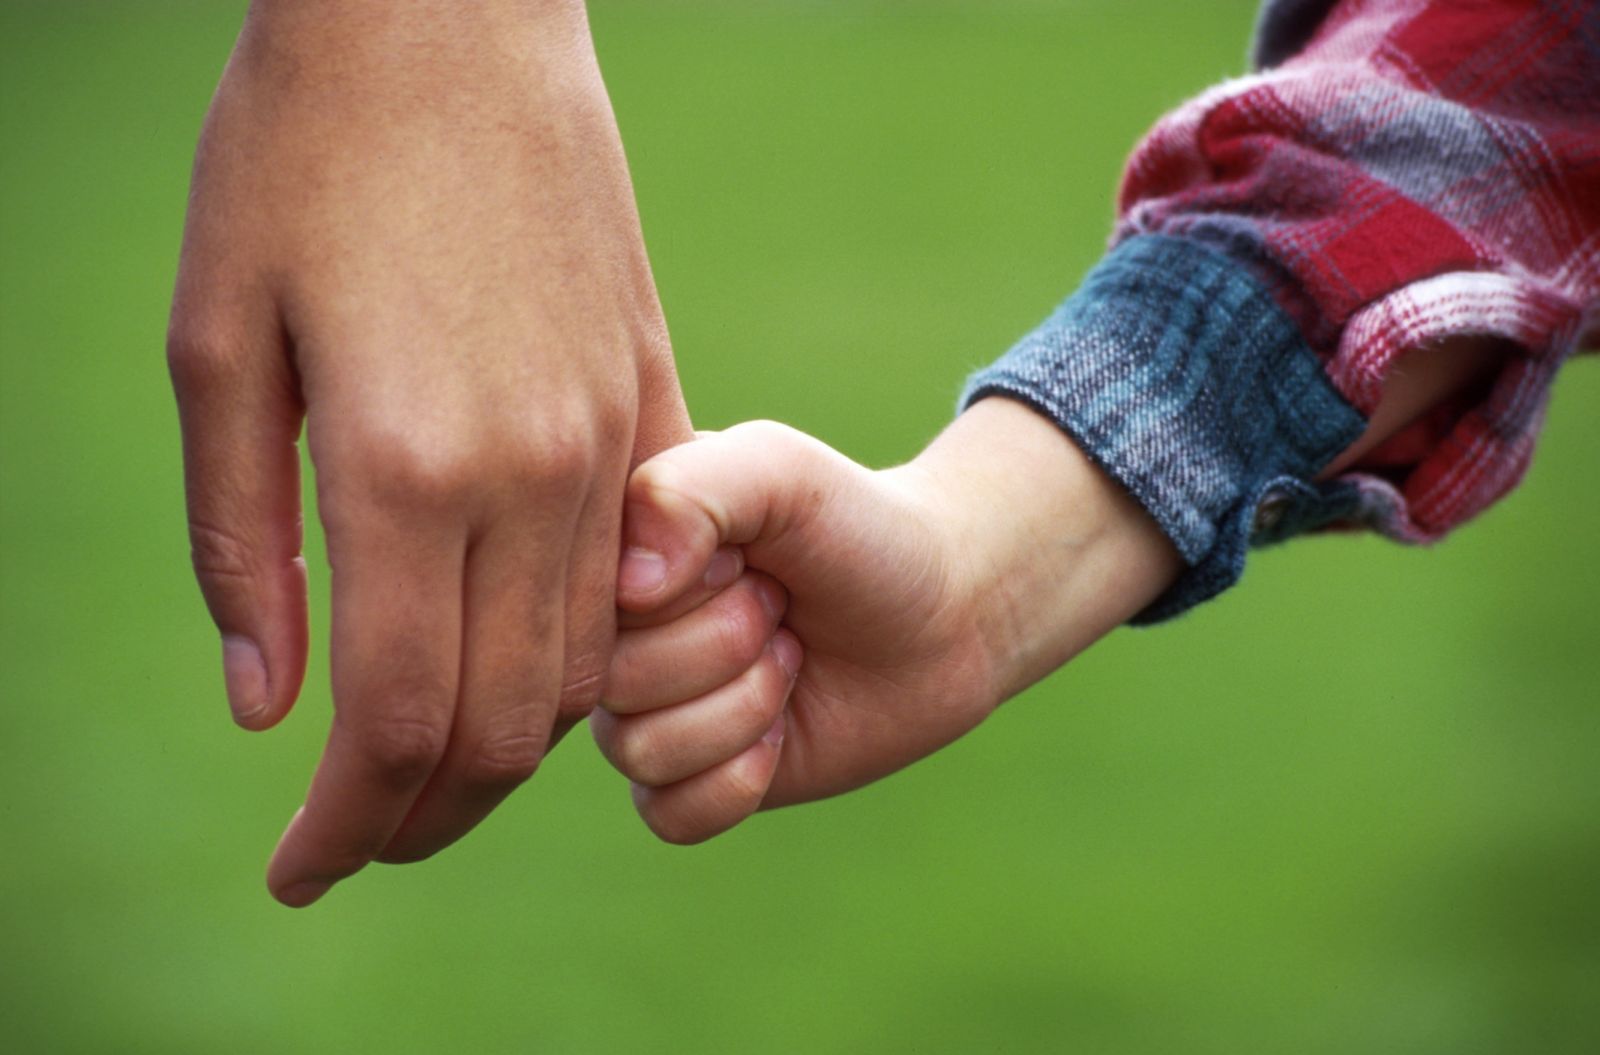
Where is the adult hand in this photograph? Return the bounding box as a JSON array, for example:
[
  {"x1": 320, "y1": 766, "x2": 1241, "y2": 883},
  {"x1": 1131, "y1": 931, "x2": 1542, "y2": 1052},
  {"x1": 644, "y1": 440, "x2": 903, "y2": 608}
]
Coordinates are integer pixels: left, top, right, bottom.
[{"x1": 167, "y1": 0, "x2": 691, "y2": 906}]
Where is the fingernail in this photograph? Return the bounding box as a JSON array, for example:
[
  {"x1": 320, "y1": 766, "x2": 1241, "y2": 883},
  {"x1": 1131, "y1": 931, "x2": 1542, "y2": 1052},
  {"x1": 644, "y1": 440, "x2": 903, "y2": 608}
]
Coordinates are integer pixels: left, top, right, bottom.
[
  {"x1": 763, "y1": 713, "x2": 787, "y2": 749},
  {"x1": 618, "y1": 547, "x2": 667, "y2": 595},
  {"x1": 277, "y1": 879, "x2": 331, "y2": 909},
  {"x1": 703, "y1": 547, "x2": 743, "y2": 591},
  {"x1": 769, "y1": 632, "x2": 802, "y2": 679},
  {"x1": 757, "y1": 579, "x2": 787, "y2": 622},
  {"x1": 221, "y1": 635, "x2": 268, "y2": 725}
]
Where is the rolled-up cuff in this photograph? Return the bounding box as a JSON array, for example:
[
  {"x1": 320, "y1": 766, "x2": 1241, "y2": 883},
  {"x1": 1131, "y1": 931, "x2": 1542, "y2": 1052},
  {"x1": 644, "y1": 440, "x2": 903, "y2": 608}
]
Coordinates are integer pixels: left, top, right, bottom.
[{"x1": 961, "y1": 234, "x2": 1367, "y2": 623}]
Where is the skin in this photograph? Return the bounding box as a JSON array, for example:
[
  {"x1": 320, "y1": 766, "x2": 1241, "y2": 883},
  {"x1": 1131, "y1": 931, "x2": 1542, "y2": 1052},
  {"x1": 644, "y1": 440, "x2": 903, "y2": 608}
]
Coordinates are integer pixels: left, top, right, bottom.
[
  {"x1": 595, "y1": 399, "x2": 1187, "y2": 843},
  {"x1": 168, "y1": 0, "x2": 1513, "y2": 888},
  {"x1": 596, "y1": 337, "x2": 1508, "y2": 845},
  {"x1": 168, "y1": 0, "x2": 691, "y2": 907}
]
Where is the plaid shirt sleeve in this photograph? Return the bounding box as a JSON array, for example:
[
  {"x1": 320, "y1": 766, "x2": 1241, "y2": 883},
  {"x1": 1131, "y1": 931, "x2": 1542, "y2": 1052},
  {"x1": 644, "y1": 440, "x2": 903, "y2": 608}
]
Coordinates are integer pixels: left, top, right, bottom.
[{"x1": 962, "y1": 0, "x2": 1600, "y2": 622}]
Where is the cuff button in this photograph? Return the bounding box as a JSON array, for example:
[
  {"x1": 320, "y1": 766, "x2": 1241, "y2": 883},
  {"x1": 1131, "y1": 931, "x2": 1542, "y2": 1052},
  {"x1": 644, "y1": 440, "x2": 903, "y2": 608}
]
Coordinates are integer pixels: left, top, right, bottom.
[{"x1": 1253, "y1": 494, "x2": 1290, "y2": 534}]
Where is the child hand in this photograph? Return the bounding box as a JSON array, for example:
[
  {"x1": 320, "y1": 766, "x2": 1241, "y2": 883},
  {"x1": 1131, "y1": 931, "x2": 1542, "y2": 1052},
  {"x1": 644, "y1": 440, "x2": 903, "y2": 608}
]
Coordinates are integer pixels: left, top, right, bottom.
[{"x1": 592, "y1": 401, "x2": 1184, "y2": 843}]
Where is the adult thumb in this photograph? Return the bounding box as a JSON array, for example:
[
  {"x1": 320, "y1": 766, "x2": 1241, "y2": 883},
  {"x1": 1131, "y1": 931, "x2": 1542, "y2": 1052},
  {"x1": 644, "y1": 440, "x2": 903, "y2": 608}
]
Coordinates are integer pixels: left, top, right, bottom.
[{"x1": 168, "y1": 321, "x2": 308, "y2": 730}]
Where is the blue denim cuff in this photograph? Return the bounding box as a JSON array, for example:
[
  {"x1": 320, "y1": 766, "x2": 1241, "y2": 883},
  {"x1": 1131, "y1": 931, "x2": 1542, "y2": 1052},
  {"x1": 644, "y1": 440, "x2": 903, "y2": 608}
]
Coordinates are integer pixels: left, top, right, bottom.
[{"x1": 960, "y1": 234, "x2": 1366, "y2": 623}]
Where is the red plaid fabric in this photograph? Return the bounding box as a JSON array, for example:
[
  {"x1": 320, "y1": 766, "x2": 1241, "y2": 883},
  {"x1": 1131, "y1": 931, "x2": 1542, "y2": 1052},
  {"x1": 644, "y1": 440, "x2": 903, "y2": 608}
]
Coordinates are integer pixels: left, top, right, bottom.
[{"x1": 1116, "y1": 0, "x2": 1599, "y2": 541}]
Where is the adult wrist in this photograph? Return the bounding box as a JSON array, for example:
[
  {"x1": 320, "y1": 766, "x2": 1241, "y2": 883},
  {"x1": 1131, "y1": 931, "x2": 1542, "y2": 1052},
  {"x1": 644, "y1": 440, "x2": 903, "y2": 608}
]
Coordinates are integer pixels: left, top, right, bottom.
[
  {"x1": 245, "y1": 0, "x2": 587, "y2": 32},
  {"x1": 239, "y1": 0, "x2": 595, "y2": 79}
]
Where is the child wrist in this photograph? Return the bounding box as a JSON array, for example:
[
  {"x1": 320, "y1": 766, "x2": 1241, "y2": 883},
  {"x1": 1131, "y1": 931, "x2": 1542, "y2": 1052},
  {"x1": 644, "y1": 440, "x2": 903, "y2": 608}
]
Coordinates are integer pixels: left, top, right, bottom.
[{"x1": 911, "y1": 399, "x2": 1183, "y2": 702}]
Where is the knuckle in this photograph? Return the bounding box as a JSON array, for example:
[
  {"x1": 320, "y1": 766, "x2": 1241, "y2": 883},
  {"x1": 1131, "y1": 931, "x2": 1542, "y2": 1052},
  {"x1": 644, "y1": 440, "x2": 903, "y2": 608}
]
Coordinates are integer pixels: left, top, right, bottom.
[
  {"x1": 613, "y1": 725, "x2": 668, "y2": 787},
  {"x1": 463, "y1": 732, "x2": 547, "y2": 788},
  {"x1": 365, "y1": 434, "x2": 476, "y2": 509},
  {"x1": 730, "y1": 672, "x2": 782, "y2": 734},
  {"x1": 358, "y1": 714, "x2": 451, "y2": 784},
  {"x1": 508, "y1": 430, "x2": 595, "y2": 495},
  {"x1": 726, "y1": 419, "x2": 801, "y2": 452},
  {"x1": 187, "y1": 518, "x2": 258, "y2": 585},
  {"x1": 339, "y1": 423, "x2": 604, "y2": 515},
  {"x1": 644, "y1": 807, "x2": 708, "y2": 847},
  {"x1": 723, "y1": 755, "x2": 770, "y2": 806},
  {"x1": 165, "y1": 329, "x2": 234, "y2": 396},
  {"x1": 706, "y1": 590, "x2": 771, "y2": 667},
  {"x1": 725, "y1": 419, "x2": 835, "y2": 484},
  {"x1": 556, "y1": 663, "x2": 606, "y2": 724},
  {"x1": 594, "y1": 393, "x2": 634, "y2": 442}
]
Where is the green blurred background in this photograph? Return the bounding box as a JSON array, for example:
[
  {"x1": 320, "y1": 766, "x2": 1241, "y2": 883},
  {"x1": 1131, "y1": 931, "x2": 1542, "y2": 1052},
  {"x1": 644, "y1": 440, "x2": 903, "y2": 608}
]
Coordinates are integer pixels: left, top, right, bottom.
[{"x1": 2, "y1": 1, "x2": 1596, "y2": 1051}]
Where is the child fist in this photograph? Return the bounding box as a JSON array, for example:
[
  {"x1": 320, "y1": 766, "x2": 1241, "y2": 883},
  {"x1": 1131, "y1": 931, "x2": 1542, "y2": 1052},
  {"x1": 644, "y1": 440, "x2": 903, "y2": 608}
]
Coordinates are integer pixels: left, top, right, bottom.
[{"x1": 593, "y1": 402, "x2": 1183, "y2": 843}]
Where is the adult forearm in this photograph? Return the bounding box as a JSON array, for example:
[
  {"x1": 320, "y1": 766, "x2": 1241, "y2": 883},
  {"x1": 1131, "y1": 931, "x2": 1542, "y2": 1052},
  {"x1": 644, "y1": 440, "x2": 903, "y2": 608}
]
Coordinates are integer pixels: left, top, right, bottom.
[
  {"x1": 242, "y1": 0, "x2": 589, "y2": 47},
  {"x1": 233, "y1": 0, "x2": 602, "y2": 111}
]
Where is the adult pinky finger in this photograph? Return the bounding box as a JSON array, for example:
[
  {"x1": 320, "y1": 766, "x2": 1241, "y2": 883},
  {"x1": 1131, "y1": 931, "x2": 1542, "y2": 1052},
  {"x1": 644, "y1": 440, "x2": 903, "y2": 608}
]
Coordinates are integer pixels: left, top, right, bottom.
[{"x1": 630, "y1": 712, "x2": 786, "y2": 846}]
